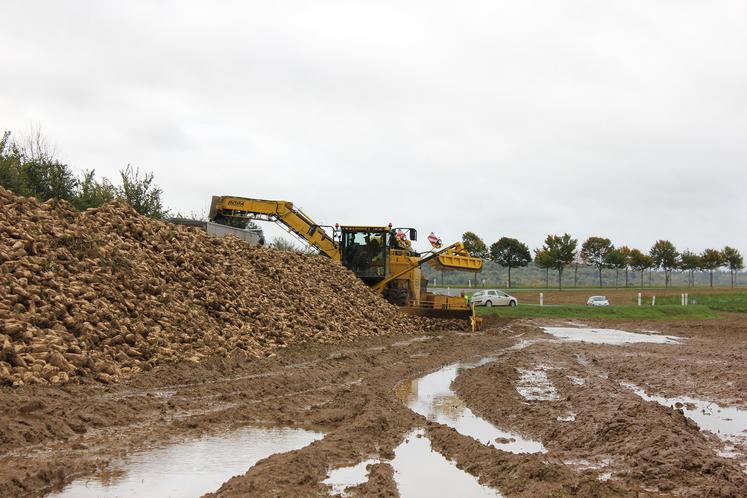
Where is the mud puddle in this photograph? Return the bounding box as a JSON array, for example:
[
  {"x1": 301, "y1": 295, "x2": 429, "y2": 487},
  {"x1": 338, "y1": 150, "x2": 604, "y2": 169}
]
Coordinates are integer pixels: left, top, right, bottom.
[
  {"x1": 623, "y1": 383, "x2": 747, "y2": 447},
  {"x1": 516, "y1": 366, "x2": 560, "y2": 401},
  {"x1": 396, "y1": 360, "x2": 545, "y2": 453},
  {"x1": 50, "y1": 427, "x2": 324, "y2": 498},
  {"x1": 324, "y1": 458, "x2": 380, "y2": 495},
  {"x1": 324, "y1": 430, "x2": 501, "y2": 497},
  {"x1": 542, "y1": 326, "x2": 682, "y2": 345}
]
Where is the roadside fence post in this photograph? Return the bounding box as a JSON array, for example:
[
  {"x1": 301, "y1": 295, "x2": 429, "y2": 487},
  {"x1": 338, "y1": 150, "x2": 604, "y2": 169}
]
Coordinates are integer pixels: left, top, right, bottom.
[
  {"x1": 637, "y1": 293, "x2": 641, "y2": 306},
  {"x1": 540, "y1": 293, "x2": 544, "y2": 307},
  {"x1": 685, "y1": 293, "x2": 689, "y2": 306},
  {"x1": 652, "y1": 296, "x2": 656, "y2": 306}
]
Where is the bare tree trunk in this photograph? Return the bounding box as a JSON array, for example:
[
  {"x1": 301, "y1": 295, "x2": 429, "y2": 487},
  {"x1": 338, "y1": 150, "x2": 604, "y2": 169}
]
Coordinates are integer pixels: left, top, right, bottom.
[
  {"x1": 710, "y1": 270, "x2": 713, "y2": 288},
  {"x1": 545, "y1": 268, "x2": 549, "y2": 288},
  {"x1": 598, "y1": 267, "x2": 603, "y2": 287},
  {"x1": 558, "y1": 268, "x2": 563, "y2": 290},
  {"x1": 508, "y1": 266, "x2": 512, "y2": 289},
  {"x1": 615, "y1": 269, "x2": 619, "y2": 288},
  {"x1": 625, "y1": 268, "x2": 628, "y2": 287},
  {"x1": 574, "y1": 263, "x2": 578, "y2": 288}
]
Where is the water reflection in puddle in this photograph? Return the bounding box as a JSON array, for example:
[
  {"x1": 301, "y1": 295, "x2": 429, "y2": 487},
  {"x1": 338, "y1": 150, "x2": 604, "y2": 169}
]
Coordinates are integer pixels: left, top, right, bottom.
[
  {"x1": 516, "y1": 368, "x2": 560, "y2": 401},
  {"x1": 324, "y1": 430, "x2": 502, "y2": 497},
  {"x1": 394, "y1": 430, "x2": 501, "y2": 497},
  {"x1": 622, "y1": 383, "x2": 747, "y2": 445},
  {"x1": 542, "y1": 327, "x2": 682, "y2": 345},
  {"x1": 50, "y1": 427, "x2": 324, "y2": 498},
  {"x1": 396, "y1": 361, "x2": 545, "y2": 454},
  {"x1": 323, "y1": 458, "x2": 379, "y2": 496}
]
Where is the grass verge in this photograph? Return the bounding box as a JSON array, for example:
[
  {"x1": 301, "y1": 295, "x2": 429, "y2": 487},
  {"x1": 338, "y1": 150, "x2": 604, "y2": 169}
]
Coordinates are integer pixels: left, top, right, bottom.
[
  {"x1": 477, "y1": 304, "x2": 717, "y2": 320},
  {"x1": 650, "y1": 293, "x2": 747, "y2": 313}
]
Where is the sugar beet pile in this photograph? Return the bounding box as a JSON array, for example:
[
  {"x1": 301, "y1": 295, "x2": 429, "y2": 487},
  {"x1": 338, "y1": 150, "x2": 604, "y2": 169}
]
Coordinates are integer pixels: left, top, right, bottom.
[{"x1": 0, "y1": 187, "x2": 459, "y2": 387}]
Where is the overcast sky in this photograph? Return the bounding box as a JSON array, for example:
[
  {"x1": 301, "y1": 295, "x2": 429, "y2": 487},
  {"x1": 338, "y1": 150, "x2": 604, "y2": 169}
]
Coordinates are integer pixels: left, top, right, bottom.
[{"x1": 3, "y1": 1, "x2": 746, "y2": 254}]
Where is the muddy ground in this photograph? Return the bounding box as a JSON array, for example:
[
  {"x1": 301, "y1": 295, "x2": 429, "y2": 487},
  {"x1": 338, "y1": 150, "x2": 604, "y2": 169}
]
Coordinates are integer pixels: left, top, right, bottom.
[{"x1": 1, "y1": 315, "x2": 746, "y2": 497}]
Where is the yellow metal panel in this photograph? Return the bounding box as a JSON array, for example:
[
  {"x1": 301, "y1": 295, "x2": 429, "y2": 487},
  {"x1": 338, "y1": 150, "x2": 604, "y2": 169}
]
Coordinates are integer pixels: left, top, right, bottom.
[
  {"x1": 340, "y1": 225, "x2": 390, "y2": 232},
  {"x1": 429, "y1": 254, "x2": 484, "y2": 271}
]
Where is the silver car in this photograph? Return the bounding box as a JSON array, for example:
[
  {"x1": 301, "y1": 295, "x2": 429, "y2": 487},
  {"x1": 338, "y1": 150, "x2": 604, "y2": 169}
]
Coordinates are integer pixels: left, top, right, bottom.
[
  {"x1": 470, "y1": 289, "x2": 518, "y2": 307},
  {"x1": 586, "y1": 295, "x2": 610, "y2": 306}
]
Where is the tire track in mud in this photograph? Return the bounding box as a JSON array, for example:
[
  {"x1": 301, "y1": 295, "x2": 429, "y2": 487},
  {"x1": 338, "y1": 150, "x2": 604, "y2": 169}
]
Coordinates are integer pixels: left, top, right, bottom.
[
  {"x1": 1, "y1": 330, "x2": 513, "y2": 497},
  {"x1": 4, "y1": 318, "x2": 747, "y2": 497},
  {"x1": 211, "y1": 327, "x2": 632, "y2": 497},
  {"x1": 452, "y1": 326, "x2": 747, "y2": 497}
]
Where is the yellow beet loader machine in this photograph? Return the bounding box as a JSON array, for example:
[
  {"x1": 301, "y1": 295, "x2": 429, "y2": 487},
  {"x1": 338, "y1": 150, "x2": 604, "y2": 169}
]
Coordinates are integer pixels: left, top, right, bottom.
[{"x1": 209, "y1": 196, "x2": 483, "y2": 319}]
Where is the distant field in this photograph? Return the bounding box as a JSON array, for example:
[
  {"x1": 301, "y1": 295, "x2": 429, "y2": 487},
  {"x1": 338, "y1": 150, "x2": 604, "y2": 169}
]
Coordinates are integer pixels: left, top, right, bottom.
[
  {"x1": 652, "y1": 293, "x2": 747, "y2": 313},
  {"x1": 497, "y1": 287, "x2": 747, "y2": 307},
  {"x1": 476, "y1": 304, "x2": 717, "y2": 320},
  {"x1": 470, "y1": 287, "x2": 747, "y2": 320}
]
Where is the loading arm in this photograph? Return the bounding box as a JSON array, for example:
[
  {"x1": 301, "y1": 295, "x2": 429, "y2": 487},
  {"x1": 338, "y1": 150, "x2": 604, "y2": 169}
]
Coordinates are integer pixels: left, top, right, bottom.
[
  {"x1": 371, "y1": 242, "x2": 481, "y2": 293},
  {"x1": 209, "y1": 196, "x2": 340, "y2": 260}
]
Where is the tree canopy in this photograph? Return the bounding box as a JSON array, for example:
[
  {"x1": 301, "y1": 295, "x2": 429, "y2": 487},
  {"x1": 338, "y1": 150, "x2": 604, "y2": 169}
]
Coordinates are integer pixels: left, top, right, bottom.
[
  {"x1": 489, "y1": 237, "x2": 531, "y2": 288},
  {"x1": 604, "y1": 247, "x2": 628, "y2": 288},
  {"x1": 533, "y1": 249, "x2": 553, "y2": 287},
  {"x1": 119, "y1": 165, "x2": 169, "y2": 219},
  {"x1": 722, "y1": 246, "x2": 744, "y2": 288},
  {"x1": 540, "y1": 233, "x2": 577, "y2": 289},
  {"x1": 700, "y1": 248, "x2": 725, "y2": 288},
  {"x1": 461, "y1": 232, "x2": 489, "y2": 259},
  {"x1": 679, "y1": 250, "x2": 702, "y2": 288},
  {"x1": 1, "y1": 129, "x2": 169, "y2": 219},
  {"x1": 650, "y1": 240, "x2": 679, "y2": 288},
  {"x1": 580, "y1": 236, "x2": 613, "y2": 287},
  {"x1": 628, "y1": 249, "x2": 655, "y2": 288}
]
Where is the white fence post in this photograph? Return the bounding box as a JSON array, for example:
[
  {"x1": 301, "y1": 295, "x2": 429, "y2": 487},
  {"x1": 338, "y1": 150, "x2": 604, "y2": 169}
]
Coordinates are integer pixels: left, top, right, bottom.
[
  {"x1": 540, "y1": 293, "x2": 544, "y2": 307},
  {"x1": 638, "y1": 293, "x2": 641, "y2": 306},
  {"x1": 685, "y1": 293, "x2": 689, "y2": 306},
  {"x1": 652, "y1": 296, "x2": 656, "y2": 306}
]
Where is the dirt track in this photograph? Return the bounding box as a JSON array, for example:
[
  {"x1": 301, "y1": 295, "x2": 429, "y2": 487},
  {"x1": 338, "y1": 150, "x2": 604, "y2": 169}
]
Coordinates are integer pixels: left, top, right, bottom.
[{"x1": 2, "y1": 316, "x2": 747, "y2": 497}]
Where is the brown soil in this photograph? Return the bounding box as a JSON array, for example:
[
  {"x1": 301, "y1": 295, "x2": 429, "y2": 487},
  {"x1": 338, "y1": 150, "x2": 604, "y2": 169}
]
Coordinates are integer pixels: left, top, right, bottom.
[
  {"x1": 2, "y1": 316, "x2": 746, "y2": 497},
  {"x1": 454, "y1": 321, "x2": 747, "y2": 496}
]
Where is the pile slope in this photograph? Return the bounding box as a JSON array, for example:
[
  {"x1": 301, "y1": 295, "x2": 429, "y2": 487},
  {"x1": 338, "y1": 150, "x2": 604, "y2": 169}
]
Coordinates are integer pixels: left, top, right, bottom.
[{"x1": 0, "y1": 187, "x2": 455, "y2": 386}]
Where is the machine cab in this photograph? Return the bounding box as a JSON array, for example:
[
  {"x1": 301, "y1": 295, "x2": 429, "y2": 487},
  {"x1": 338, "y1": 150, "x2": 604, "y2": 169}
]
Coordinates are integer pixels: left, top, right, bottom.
[{"x1": 339, "y1": 226, "x2": 390, "y2": 284}]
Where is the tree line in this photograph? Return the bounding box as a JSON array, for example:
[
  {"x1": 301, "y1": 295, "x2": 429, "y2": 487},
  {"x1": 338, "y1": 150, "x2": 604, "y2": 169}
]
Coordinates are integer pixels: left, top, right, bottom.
[
  {"x1": 461, "y1": 232, "x2": 744, "y2": 290},
  {"x1": 0, "y1": 129, "x2": 168, "y2": 218},
  {"x1": 2, "y1": 128, "x2": 745, "y2": 285}
]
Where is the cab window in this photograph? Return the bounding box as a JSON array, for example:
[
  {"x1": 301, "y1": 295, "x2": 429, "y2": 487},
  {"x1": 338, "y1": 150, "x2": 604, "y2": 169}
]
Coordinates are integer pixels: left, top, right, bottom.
[{"x1": 340, "y1": 231, "x2": 387, "y2": 282}]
